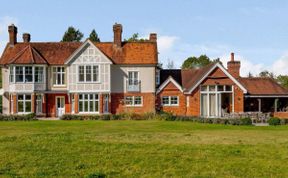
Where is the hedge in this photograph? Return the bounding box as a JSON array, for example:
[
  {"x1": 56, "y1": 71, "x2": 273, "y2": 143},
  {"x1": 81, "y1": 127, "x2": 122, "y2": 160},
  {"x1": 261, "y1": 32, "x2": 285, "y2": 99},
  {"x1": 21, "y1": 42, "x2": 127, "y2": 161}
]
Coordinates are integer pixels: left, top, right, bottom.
[{"x1": 0, "y1": 113, "x2": 36, "y2": 121}]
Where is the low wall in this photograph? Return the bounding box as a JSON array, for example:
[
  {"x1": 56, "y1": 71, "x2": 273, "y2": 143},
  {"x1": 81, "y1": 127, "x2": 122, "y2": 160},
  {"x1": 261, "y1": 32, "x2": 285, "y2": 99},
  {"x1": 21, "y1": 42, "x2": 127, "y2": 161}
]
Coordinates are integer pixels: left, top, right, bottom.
[{"x1": 273, "y1": 112, "x2": 288, "y2": 119}]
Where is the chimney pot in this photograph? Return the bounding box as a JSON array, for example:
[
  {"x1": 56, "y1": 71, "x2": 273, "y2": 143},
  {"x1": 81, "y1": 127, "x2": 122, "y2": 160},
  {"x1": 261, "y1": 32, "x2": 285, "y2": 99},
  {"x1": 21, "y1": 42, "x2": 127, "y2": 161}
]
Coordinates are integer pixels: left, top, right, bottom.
[
  {"x1": 23, "y1": 33, "x2": 31, "y2": 43},
  {"x1": 231, "y1": 52, "x2": 234, "y2": 61},
  {"x1": 8, "y1": 24, "x2": 17, "y2": 46},
  {"x1": 149, "y1": 33, "x2": 157, "y2": 42},
  {"x1": 113, "y1": 23, "x2": 122, "y2": 47}
]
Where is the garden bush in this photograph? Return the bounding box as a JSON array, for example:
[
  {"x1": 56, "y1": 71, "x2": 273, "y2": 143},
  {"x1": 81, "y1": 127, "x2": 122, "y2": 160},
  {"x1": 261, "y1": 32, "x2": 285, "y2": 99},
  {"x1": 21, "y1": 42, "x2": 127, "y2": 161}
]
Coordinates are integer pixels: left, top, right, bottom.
[
  {"x1": 240, "y1": 117, "x2": 252, "y2": 125},
  {"x1": 0, "y1": 113, "x2": 36, "y2": 121},
  {"x1": 268, "y1": 117, "x2": 281, "y2": 126}
]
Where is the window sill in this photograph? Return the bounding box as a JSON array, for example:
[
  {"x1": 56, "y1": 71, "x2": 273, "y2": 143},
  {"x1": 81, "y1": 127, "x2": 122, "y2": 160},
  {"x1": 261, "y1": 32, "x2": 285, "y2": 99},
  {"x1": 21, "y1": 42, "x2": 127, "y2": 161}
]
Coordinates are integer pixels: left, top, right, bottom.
[
  {"x1": 162, "y1": 105, "x2": 179, "y2": 107},
  {"x1": 125, "y1": 105, "x2": 143, "y2": 107},
  {"x1": 77, "y1": 81, "x2": 101, "y2": 84}
]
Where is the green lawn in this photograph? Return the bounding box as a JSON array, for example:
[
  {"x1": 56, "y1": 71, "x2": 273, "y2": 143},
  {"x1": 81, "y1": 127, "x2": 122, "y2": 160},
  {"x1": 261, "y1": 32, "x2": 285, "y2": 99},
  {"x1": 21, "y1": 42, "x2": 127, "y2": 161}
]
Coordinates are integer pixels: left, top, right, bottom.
[{"x1": 0, "y1": 121, "x2": 288, "y2": 177}]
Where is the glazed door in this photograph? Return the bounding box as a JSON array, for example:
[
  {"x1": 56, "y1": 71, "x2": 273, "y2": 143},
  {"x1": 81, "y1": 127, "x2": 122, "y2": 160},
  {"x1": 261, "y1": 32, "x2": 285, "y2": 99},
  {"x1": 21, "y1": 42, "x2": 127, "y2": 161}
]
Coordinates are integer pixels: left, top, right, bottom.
[{"x1": 56, "y1": 97, "x2": 65, "y2": 117}]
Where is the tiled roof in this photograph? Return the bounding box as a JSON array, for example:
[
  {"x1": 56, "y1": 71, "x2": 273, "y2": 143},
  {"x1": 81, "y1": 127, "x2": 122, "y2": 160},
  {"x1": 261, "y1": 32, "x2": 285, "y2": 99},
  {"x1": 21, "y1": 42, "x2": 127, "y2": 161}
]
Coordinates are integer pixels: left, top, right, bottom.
[
  {"x1": 160, "y1": 63, "x2": 215, "y2": 92},
  {"x1": 0, "y1": 41, "x2": 157, "y2": 65},
  {"x1": 238, "y1": 77, "x2": 288, "y2": 95},
  {"x1": 8, "y1": 45, "x2": 48, "y2": 64}
]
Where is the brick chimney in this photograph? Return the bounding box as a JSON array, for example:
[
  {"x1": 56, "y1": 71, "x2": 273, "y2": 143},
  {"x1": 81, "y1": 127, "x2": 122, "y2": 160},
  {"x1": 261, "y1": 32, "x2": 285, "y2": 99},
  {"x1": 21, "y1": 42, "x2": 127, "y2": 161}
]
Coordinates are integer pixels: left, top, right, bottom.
[
  {"x1": 113, "y1": 23, "x2": 122, "y2": 47},
  {"x1": 23, "y1": 33, "x2": 31, "y2": 43},
  {"x1": 149, "y1": 33, "x2": 157, "y2": 42},
  {"x1": 8, "y1": 24, "x2": 17, "y2": 46},
  {"x1": 227, "y1": 52, "x2": 241, "y2": 78}
]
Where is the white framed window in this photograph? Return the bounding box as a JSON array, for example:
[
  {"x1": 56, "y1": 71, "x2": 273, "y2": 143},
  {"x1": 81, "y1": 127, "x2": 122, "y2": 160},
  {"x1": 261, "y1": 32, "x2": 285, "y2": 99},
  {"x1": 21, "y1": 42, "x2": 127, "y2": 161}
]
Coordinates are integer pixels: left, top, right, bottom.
[
  {"x1": 128, "y1": 71, "x2": 139, "y2": 85},
  {"x1": 78, "y1": 94, "x2": 99, "y2": 113},
  {"x1": 36, "y1": 95, "x2": 42, "y2": 114},
  {"x1": 53, "y1": 67, "x2": 65, "y2": 86},
  {"x1": 17, "y1": 94, "x2": 31, "y2": 113},
  {"x1": 162, "y1": 96, "x2": 179, "y2": 106},
  {"x1": 15, "y1": 66, "x2": 24, "y2": 82},
  {"x1": 125, "y1": 96, "x2": 143, "y2": 106},
  {"x1": 34, "y1": 67, "x2": 44, "y2": 83},
  {"x1": 9, "y1": 66, "x2": 14, "y2": 83},
  {"x1": 78, "y1": 65, "x2": 99, "y2": 83}
]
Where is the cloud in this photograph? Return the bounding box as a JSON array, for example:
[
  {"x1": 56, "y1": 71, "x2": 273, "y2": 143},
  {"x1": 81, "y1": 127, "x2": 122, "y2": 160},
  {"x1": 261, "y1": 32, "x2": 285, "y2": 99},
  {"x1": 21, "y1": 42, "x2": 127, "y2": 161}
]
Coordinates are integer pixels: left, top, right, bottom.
[
  {"x1": 271, "y1": 53, "x2": 288, "y2": 75},
  {"x1": 157, "y1": 35, "x2": 179, "y2": 52},
  {"x1": 0, "y1": 16, "x2": 18, "y2": 56}
]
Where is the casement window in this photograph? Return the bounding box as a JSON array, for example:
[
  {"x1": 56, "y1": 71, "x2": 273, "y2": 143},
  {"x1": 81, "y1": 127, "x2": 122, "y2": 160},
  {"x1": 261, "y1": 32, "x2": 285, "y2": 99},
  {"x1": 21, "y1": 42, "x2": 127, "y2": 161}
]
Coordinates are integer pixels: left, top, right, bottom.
[
  {"x1": 17, "y1": 94, "x2": 31, "y2": 113},
  {"x1": 162, "y1": 96, "x2": 179, "y2": 106},
  {"x1": 128, "y1": 71, "x2": 139, "y2": 85},
  {"x1": 53, "y1": 67, "x2": 65, "y2": 86},
  {"x1": 9, "y1": 66, "x2": 14, "y2": 82},
  {"x1": 34, "y1": 67, "x2": 44, "y2": 83},
  {"x1": 15, "y1": 66, "x2": 24, "y2": 82},
  {"x1": 78, "y1": 94, "x2": 99, "y2": 113},
  {"x1": 78, "y1": 65, "x2": 99, "y2": 82},
  {"x1": 125, "y1": 96, "x2": 143, "y2": 106},
  {"x1": 36, "y1": 95, "x2": 42, "y2": 114}
]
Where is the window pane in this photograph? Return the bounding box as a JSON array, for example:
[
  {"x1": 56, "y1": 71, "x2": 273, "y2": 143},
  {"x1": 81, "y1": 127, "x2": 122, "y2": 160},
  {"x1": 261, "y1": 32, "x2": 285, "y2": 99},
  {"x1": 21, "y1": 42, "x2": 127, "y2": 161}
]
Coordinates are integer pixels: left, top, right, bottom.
[
  {"x1": 18, "y1": 95, "x2": 24, "y2": 100},
  {"x1": 35, "y1": 67, "x2": 44, "y2": 83},
  {"x1": 57, "y1": 73, "x2": 61, "y2": 85},
  {"x1": 61, "y1": 72, "x2": 65, "y2": 85},
  {"x1": 162, "y1": 96, "x2": 169, "y2": 105},
  {"x1": 79, "y1": 66, "x2": 85, "y2": 82},
  {"x1": 226, "y1": 85, "x2": 232, "y2": 91},
  {"x1": 201, "y1": 94, "x2": 208, "y2": 116},
  {"x1": 18, "y1": 101, "x2": 24, "y2": 112},
  {"x1": 93, "y1": 66, "x2": 99, "y2": 82},
  {"x1": 89, "y1": 100, "x2": 94, "y2": 112},
  {"x1": 134, "y1": 96, "x2": 142, "y2": 105},
  {"x1": 209, "y1": 94, "x2": 216, "y2": 116},
  {"x1": 84, "y1": 100, "x2": 89, "y2": 112},
  {"x1": 16, "y1": 66, "x2": 23, "y2": 82},
  {"x1": 25, "y1": 67, "x2": 33, "y2": 82},
  {"x1": 86, "y1": 66, "x2": 91, "y2": 82},
  {"x1": 10, "y1": 67, "x2": 14, "y2": 82},
  {"x1": 25, "y1": 101, "x2": 31, "y2": 112},
  {"x1": 200, "y1": 86, "x2": 207, "y2": 91},
  {"x1": 209, "y1": 86, "x2": 216, "y2": 91},
  {"x1": 218, "y1": 85, "x2": 224, "y2": 91},
  {"x1": 25, "y1": 95, "x2": 31, "y2": 100},
  {"x1": 125, "y1": 96, "x2": 133, "y2": 105},
  {"x1": 79, "y1": 101, "x2": 83, "y2": 112},
  {"x1": 94, "y1": 100, "x2": 99, "y2": 112},
  {"x1": 79, "y1": 94, "x2": 83, "y2": 100},
  {"x1": 170, "y1": 96, "x2": 178, "y2": 105}
]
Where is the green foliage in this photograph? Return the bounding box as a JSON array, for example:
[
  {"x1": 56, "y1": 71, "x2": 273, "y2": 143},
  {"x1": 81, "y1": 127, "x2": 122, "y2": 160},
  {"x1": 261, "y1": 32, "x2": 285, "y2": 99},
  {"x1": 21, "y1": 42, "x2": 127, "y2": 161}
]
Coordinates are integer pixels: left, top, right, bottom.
[
  {"x1": 268, "y1": 117, "x2": 281, "y2": 126},
  {"x1": 89, "y1": 29, "x2": 100, "y2": 42},
  {"x1": 277, "y1": 75, "x2": 288, "y2": 89},
  {"x1": 240, "y1": 117, "x2": 253, "y2": 125},
  {"x1": 124, "y1": 33, "x2": 146, "y2": 42},
  {"x1": 181, "y1": 55, "x2": 219, "y2": 69},
  {"x1": 0, "y1": 113, "x2": 36, "y2": 121},
  {"x1": 61, "y1": 26, "x2": 84, "y2": 42},
  {"x1": 258, "y1": 70, "x2": 275, "y2": 79}
]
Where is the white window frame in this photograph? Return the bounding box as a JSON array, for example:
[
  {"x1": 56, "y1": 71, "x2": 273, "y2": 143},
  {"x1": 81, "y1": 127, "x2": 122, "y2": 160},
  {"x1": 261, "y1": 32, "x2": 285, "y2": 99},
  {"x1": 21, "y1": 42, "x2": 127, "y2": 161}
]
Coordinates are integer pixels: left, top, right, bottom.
[
  {"x1": 161, "y1": 96, "x2": 179, "y2": 106},
  {"x1": 78, "y1": 93, "x2": 100, "y2": 113},
  {"x1": 78, "y1": 65, "x2": 100, "y2": 83},
  {"x1": 200, "y1": 85, "x2": 234, "y2": 118},
  {"x1": 34, "y1": 66, "x2": 44, "y2": 83},
  {"x1": 17, "y1": 94, "x2": 32, "y2": 114},
  {"x1": 125, "y1": 96, "x2": 143, "y2": 107},
  {"x1": 52, "y1": 66, "x2": 66, "y2": 86}
]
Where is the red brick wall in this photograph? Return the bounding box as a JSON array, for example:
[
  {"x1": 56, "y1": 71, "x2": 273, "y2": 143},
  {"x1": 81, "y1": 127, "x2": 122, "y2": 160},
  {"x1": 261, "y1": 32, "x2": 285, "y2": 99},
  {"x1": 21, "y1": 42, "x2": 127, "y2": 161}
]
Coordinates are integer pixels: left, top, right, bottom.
[
  {"x1": 111, "y1": 92, "x2": 155, "y2": 114},
  {"x1": 234, "y1": 86, "x2": 244, "y2": 113},
  {"x1": 186, "y1": 88, "x2": 200, "y2": 116},
  {"x1": 273, "y1": 112, "x2": 288, "y2": 118}
]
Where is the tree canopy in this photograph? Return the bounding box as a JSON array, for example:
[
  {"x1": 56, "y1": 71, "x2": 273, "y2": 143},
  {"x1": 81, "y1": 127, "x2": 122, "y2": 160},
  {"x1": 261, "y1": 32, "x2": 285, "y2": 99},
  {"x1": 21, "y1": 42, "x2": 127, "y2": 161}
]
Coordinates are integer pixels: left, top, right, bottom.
[
  {"x1": 181, "y1": 55, "x2": 220, "y2": 69},
  {"x1": 256, "y1": 70, "x2": 288, "y2": 89},
  {"x1": 89, "y1": 29, "x2": 100, "y2": 42},
  {"x1": 124, "y1": 33, "x2": 146, "y2": 42},
  {"x1": 61, "y1": 26, "x2": 84, "y2": 42}
]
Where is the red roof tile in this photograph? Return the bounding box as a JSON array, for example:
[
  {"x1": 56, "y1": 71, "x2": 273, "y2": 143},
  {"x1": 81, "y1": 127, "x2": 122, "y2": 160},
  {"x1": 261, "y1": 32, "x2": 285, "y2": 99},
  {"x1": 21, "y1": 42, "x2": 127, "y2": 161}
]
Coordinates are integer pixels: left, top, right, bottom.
[
  {"x1": 0, "y1": 41, "x2": 157, "y2": 65},
  {"x1": 238, "y1": 77, "x2": 288, "y2": 95}
]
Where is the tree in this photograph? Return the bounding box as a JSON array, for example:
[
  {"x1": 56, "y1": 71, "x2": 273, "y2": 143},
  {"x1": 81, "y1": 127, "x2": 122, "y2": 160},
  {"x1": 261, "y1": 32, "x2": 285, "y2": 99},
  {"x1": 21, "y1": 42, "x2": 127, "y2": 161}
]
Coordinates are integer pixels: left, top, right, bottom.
[
  {"x1": 258, "y1": 70, "x2": 275, "y2": 79},
  {"x1": 166, "y1": 59, "x2": 175, "y2": 69},
  {"x1": 277, "y1": 75, "x2": 288, "y2": 89},
  {"x1": 247, "y1": 72, "x2": 254, "y2": 78},
  {"x1": 124, "y1": 33, "x2": 145, "y2": 42},
  {"x1": 61, "y1": 26, "x2": 84, "y2": 42},
  {"x1": 89, "y1": 29, "x2": 100, "y2": 42},
  {"x1": 181, "y1": 55, "x2": 217, "y2": 69}
]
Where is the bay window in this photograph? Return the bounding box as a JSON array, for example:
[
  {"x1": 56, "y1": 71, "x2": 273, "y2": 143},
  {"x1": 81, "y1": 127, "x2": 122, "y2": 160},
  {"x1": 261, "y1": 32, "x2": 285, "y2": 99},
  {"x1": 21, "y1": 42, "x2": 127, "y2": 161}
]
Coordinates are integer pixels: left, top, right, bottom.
[
  {"x1": 78, "y1": 94, "x2": 99, "y2": 113},
  {"x1": 78, "y1": 65, "x2": 99, "y2": 82},
  {"x1": 53, "y1": 67, "x2": 65, "y2": 85},
  {"x1": 18, "y1": 94, "x2": 31, "y2": 113},
  {"x1": 10, "y1": 66, "x2": 45, "y2": 83}
]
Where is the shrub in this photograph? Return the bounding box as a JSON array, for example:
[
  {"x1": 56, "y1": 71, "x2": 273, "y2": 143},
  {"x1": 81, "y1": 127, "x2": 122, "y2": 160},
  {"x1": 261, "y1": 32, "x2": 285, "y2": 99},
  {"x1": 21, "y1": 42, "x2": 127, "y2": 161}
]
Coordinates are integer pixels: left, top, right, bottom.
[
  {"x1": 158, "y1": 111, "x2": 176, "y2": 121},
  {"x1": 268, "y1": 117, "x2": 281, "y2": 126},
  {"x1": 280, "y1": 118, "x2": 288, "y2": 125},
  {"x1": 240, "y1": 117, "x2": 252, "y2": 125},
  {"x1": 0, "y1": 113, "x2": 36, "y2": 121}
]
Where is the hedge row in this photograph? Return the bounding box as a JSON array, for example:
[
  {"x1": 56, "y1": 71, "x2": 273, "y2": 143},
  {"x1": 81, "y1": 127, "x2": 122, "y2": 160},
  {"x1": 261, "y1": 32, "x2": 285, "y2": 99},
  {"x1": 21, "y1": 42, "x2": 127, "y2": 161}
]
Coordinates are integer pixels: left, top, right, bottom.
[
  {"x1": 0, "y1": 113, "x2": 36, "y2": 121},
  {"x1": 60, "y1": 112, "x2": 254, "y2": 125}
]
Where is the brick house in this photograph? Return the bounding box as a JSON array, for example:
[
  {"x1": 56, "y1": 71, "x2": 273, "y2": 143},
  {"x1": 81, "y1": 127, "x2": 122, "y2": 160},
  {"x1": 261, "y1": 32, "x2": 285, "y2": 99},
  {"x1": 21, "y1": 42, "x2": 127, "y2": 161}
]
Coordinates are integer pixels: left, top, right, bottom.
[
  {"x1": 157, "y1": 53, "x2": 288, "y2": 118},
  {"x1": 0, "y1": 24, "x2": 158, "y2": 117},
  {"x1": 1, "y1": 24, "x2": 288, "y2": 118}
]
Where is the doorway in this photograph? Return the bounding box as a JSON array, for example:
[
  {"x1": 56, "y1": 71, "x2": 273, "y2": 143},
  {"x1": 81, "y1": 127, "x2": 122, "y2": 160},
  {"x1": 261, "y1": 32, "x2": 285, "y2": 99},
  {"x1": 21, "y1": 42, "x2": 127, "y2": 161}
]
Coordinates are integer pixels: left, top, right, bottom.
[{"x1": 56, "y1": 96, "x2": 65, "y2": 117}]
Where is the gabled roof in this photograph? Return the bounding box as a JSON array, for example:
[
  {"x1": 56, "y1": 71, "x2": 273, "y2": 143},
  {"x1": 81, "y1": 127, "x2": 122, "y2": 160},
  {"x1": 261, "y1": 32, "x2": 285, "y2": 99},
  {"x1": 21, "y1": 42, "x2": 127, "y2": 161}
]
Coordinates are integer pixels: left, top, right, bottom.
[
  {"x1": 238, "y1": 77, "x2": 288, "y2": 96},
  {"x1": 0, "y1": 41, "x2": 158, "y2": 65},
  {"x1": 8, "y1": 45, "x2": 48, "y2": 64},
  {"x1": 158, "y1": 62, "x2": 248, "y2": 94},
  {"x1": 156, "y1": 76, "x2": 183, "y2": 94}
]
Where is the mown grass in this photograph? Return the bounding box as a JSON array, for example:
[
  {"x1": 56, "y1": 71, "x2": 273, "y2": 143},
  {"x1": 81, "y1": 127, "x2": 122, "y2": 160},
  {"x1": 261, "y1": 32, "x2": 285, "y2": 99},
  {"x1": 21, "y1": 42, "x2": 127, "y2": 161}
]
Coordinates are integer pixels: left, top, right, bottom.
[{"x1": 0, "y1": 121, "x2": 288, "y2": 177}]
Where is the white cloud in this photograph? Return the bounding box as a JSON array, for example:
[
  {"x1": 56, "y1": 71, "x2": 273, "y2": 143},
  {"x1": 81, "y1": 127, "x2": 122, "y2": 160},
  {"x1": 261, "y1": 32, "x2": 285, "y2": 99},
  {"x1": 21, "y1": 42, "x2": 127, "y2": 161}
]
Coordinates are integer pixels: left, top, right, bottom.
[
  {"x1": 271, "y1": 53, "x2": 288, "y2": 75},
  {"x1": 157, "y1": 35, "x2": 179, "y2": 52},
  {"x1": 0, "y1": 16, "x2": 18, "y2": 56}
]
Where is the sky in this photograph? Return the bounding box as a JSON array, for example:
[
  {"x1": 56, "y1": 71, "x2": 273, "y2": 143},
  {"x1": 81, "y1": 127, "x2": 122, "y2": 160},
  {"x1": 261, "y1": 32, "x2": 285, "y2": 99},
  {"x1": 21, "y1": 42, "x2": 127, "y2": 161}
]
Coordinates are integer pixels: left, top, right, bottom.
[{"x1": 1, "y1": 0, "x2": 288, "y2": 76}]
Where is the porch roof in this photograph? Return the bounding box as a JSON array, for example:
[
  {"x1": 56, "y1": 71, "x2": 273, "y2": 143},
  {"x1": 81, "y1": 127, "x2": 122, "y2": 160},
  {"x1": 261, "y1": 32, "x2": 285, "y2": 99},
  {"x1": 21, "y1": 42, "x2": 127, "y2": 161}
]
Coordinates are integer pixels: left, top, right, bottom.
[{"x1": 238, "y1": 78, "x2": 288, "y2": 96}]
